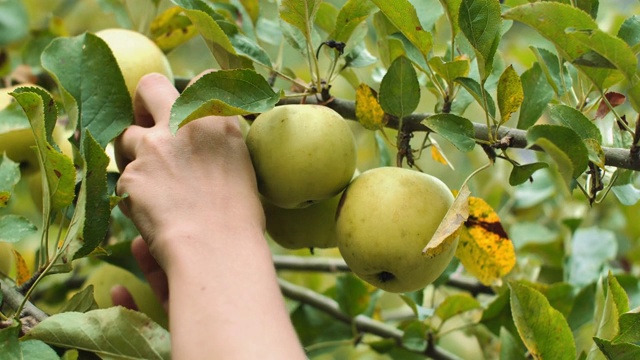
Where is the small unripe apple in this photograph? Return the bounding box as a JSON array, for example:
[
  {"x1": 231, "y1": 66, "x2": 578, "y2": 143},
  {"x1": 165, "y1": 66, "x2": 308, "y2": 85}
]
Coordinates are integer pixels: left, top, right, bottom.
[
  {"x1": 246, "y1": 104, "x2": 357, "y2": 209},
  {"x1": 336, "y1": 167, "x2": 457, "y2": 293},
  {"x1": 95, "y1": 28, "x2": 173, "y2": 97}
]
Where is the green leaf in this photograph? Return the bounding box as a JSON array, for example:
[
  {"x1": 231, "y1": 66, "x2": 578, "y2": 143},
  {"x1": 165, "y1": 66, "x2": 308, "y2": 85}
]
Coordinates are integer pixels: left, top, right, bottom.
[
  {"x1": 172, "y1": 0, "x2": 252, "y2": 69},
  {"x1": 588, "y1": 276, "x2": 622, "y2": 359},
  {"x1": 532, "y1": 47, "x2": 573, "y2": 97},
  {"x1": 429, "y1": 57, "x2": 470, "y2": 86},
  {"x1": 499, "y1": 327, "x2": 527, "y2": 360},
  {"x1": 548, "y1": 104, "x2": 602, "y2": 143},
  {"x1": 370, "y1": 0, "x2": 433, "y2": 59},
  {"x1": 97, "y1": 0, "x2": 134, "y2": 29},
  {"x1": 509, "y1": 162, "x2": 549, "y2": 186},
  {"x1": 454, "y1": 77, "x2": 496, "y2": 118},
  {"x1": 593, "y1": 338, "x2": 640, "y2": 360},
  {"x1": 60, "y1": 285, "x2": 99, "y2": 313},
  {"x1": 526, "y1": 124, "x2": 589, "y2": 184},
  {"x1": 372, "y1": 12, "x2": 406, "y2": 68},
  {"x1": 435, "y1": 293, "x2": 481, "y2": 323},
  {"x1": 509, "y1": 281, "x2": 576, "y2": 360},
  {"x1": 497, "y1": 65, "x2": 524, "y2": 125},
  {"x1": 614, "y1": 311, "x2": 640, "y2": 344},
  {"x1": 518, "y1": 63, "x2": 554, "y2": 130},
  {"x1": 567, "y1": 227, "x2": 617, "y2": 287},
  {"x1": 504, "y1": 2, "x2": 639, "y2": 108},
  {"x1": 379, "y1": 56, "x2": 420, "y2": 118},
  {"x1": 291, "y1": 303, "x2": 352, "y2": 347},
  {"x1": 279, "y1": 0, "x2": 321, "y2": 46},
  {"x1": 568, "y1": 282, "x2": 597, "y2": 331},
  {"x1": 24, "y1": 307, "x2": 171, "y2": 360},
  {"x1": 422, "y1": 113, "x2": 476, "y2": 152},
  {"x1": 0, "y1": 321, "x2": 21, "y2": 358},
  {"x1": 330, "y1": 0, "x2": 377, "y2": 44},
  {"x1": 0, "y1": 0, "x2": 28, "y2": 46},
  {"x1": 618, "y1": 15, "x2": 640, "y2": 49},
  {"x1": 400, "y1": 293, "x2": 434, "y2": 321},
  {"x1": 439, "y1": 0, "x2": 461, "y2": 35},
  {"x1": 335, "y1": 273, "x2": 370, "y2": 317},
  {"x1": 608, "y1": 272, "x2": 630, "y2": 315},
  {"x1": 20, "y1": 339, "x2": 60, "y2": 360},
  {"x1": 170, "y1": 69, "x2": 279, "y2": 133},
  {"x1": 0, "y1": 214, "x2": 37, "y2": 243},
  {"x1": 481, "y1": 289, "x2": 518, "y2": 337},
  {"x1": 458, "y1": 0, "x2": 501, "y2": 79},
  {"x1": 401, "y1": 321, "x2": 428, "y2": 352},
  {"x1": 0, "y1": 154, "x2": 20, "y2": 207},
  {"x1": 72, "y1": 131, "x2": 111, "y2": 260},
  {"x1": 10, "y1": 90, "x2": 76, "y2": 213},
  {"x1": 41, "y1": 33, "x2": 133, "y2": 148}
]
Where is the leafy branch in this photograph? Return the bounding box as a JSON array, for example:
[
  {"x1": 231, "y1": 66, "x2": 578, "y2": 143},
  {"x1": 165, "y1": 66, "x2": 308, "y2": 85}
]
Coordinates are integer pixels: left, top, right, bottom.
[
  {"x1": 276, "y1": 95, "x2": 640, "y2": 172},
  {"x1": 278, "y1": 278, "x2": 458, "y2": 359}
]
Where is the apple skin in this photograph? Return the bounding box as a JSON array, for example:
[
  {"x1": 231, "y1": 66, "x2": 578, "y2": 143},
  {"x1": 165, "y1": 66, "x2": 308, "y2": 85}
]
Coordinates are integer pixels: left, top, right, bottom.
[
  {"x1": 263, "y1": 192, "x2": 342, "y2": 250},
  {"x1": 335, "y1": 166, "x2": 457, "y2": 293},
  {"x1": 83, "y1": 263, "x2": 168, "y2": 328},
  {"x1": 95, "y1": 28, "x2": 173, "y2": 97},
  {"x1": 246, "y1": 105, "x2": 357, "y2": 209}
]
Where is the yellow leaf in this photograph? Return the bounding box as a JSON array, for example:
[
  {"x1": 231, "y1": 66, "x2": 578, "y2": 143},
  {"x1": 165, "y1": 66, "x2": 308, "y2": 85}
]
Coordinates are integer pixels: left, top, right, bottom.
[
  {"x1": 12, "y1": 249, "x2": 31, "y2": 287},
  {"x1": 423, "y1": 186, "x2": 470, "y2": 256},
  {"x1": 150, "y1": 7, "x2": 198, "y2": 52},
  {"x1": 355, "y1": 83, "x2": 387, "y2": 130},
  {"x1": 455, "y1": 197, "x2": 516, "y2": 286}
]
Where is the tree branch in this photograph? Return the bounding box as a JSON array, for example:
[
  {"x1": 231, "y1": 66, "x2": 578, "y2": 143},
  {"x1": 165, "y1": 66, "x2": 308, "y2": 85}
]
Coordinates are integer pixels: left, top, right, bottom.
[
  {"x1": 278, "y1": 278, "x2": 459, "y2": 359},
  {"x1": 273, "y1": 255, "x2": 493, "y2": 296},
  {"x1": 277, "y1": 96, "x2": 640, "y2": 172},
  {"x1": 0, "y1": 278, "x2": 48, "y2": 322}
]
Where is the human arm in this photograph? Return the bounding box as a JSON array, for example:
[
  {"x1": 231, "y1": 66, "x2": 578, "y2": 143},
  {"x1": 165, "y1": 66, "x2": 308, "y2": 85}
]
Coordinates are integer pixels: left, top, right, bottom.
[{"x1": 113, "y1": 73, "x2": 306, "y2": 359}]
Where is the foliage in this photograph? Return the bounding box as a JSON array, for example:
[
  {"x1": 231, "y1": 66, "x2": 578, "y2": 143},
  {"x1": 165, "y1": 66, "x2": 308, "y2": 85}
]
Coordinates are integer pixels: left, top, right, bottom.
[{"x1": 1, "y1": 0, "x2": 640, "y2": 358}]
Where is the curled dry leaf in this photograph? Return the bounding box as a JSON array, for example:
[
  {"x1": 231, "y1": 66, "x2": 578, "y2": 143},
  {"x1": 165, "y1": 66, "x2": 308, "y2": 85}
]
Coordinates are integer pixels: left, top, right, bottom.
[{"x1": 422, "y1": 185, "x2": 470, "y2": 256}]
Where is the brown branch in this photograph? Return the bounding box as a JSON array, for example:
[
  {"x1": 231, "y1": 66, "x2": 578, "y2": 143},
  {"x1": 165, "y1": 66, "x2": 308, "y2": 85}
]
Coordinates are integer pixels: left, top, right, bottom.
[
  {"x1": 276, "y1": 96, "x2": 640, "y2": 172},
  {"x1": 278, "y1": 278, "x2": 459, "y2": 359},
  {"x1": 0, "y1": 278, "x2": 48, "y2": 322}
]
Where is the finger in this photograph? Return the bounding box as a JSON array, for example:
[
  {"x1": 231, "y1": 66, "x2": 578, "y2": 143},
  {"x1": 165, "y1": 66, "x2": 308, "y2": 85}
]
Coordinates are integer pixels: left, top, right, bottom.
[
  {"x1": 131, "y1": 236, "x2": 169, "y2": 311},
  {"x1": 133, "y1": 73, "x2": 179, "y2": 128},
  {"x1": 186, "y1": 69, "x2": 216, "y2": 88},
  {"x1": 110, "y1": 285, "x2": 138, "y2": 311},
  {"x1": 114, "y1": 125, "x2": 147, "y2": 172}
]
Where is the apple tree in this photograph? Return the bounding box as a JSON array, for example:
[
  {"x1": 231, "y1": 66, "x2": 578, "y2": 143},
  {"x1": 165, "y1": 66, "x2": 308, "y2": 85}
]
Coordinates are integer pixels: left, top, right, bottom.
[{"x1": 2, "y1": 0, "x2": 640, "y2": 358}]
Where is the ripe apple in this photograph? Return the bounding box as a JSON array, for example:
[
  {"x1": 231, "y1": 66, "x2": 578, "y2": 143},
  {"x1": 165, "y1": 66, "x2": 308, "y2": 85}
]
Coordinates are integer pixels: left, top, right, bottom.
[
  {"x1": 335, "y1": 166, "x2": 457, "y2": 293},
  {"x1": 83, "y1": 262, "x2": 168, "y2": 328},
  {"x1": 263, "y1": 192, "x2": 342, "y2": 250},
  {"x1": 246, "y1": 104, "x2": 357, "y2": 209},
  {"x1": 95, "y1": 28, "x2": 173, "y2": 97}
]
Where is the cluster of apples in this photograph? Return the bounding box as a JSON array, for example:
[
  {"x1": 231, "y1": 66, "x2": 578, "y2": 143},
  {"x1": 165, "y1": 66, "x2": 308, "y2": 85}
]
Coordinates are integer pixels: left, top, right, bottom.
[{"x1": 247, "y1": 105, "x2": 459, "y2": 293}]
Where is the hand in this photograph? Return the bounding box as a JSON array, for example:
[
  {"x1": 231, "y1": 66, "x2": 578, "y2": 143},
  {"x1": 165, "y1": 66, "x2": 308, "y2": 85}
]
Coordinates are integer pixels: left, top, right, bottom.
[{"x1": 114, "y1": 72, "x2": 264, "y2": 266}]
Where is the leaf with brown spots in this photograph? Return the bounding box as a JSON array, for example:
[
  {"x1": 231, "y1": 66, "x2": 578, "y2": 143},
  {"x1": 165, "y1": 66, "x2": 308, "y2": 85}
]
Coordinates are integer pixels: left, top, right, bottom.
[
  {"x1": 455, "y1": 196, "x2": 515, "y2": 285},
  {"x1": 355, "y1": 83, "x2": 387, "y2": 130}
]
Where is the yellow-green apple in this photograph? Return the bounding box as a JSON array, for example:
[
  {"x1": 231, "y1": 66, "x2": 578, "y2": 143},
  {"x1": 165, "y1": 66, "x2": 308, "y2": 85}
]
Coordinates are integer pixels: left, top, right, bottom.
[
  {"x1": 246, "y1": 104, "x2": 357, "y2": 209},
  {"x1": 95, "y1": 28, "x2": 173, "y2": 97},
  {"x1": 335, "y1": 166, "x2": 457, "y2": 293}
]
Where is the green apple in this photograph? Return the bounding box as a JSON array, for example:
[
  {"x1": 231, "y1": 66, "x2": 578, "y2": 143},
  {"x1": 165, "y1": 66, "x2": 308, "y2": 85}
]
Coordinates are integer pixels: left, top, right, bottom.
[
  {"x1": 95, "y1": 28, "x2": 173, "y2": 97},
  {"x1": 264, "y1": 192, "x2": 342, "y2": 250},
  {"x1": 335, "y1": 166, "x2": 457, "y2": 293},
  {"x1": 83, "y1": 262, "x2": 168, "y2": 328},
  {"x1": 246, "y1": 104, "x2": 357, "y2": 209}
]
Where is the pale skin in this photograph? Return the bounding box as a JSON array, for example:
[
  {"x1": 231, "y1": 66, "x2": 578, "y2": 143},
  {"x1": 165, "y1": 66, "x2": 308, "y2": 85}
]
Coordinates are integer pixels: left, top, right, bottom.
[{"x1": 111, "y1": 73, "x2": 306, "y2": 359}]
